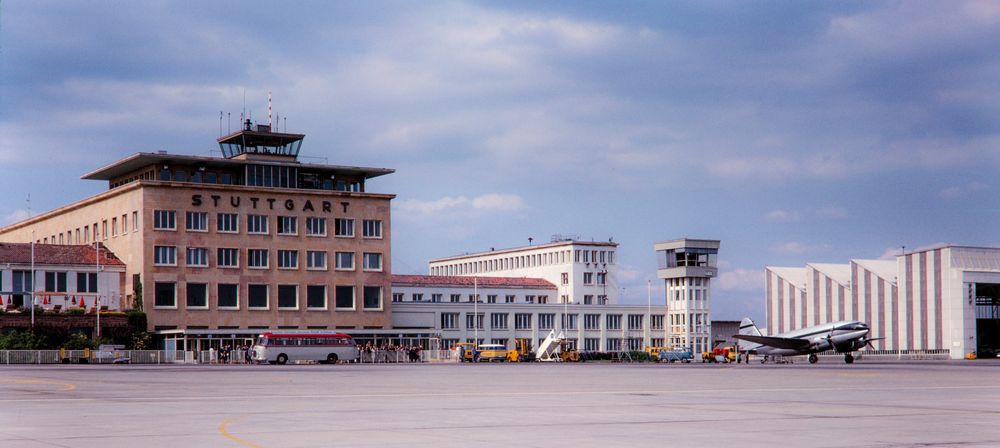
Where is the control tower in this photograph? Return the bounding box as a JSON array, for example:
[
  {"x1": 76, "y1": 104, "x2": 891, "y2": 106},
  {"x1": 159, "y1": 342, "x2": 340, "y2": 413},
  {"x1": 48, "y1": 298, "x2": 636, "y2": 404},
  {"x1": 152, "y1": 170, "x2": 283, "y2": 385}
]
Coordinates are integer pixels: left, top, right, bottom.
[{"x1": 654, "y1": 238, "x2": 720, "y2": 356}]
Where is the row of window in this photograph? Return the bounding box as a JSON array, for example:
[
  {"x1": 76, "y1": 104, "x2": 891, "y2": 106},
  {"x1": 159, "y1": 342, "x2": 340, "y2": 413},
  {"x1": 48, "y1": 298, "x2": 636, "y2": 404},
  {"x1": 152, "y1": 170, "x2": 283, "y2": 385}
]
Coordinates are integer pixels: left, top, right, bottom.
[
  {"x1": 440, "y1": 337, "x2": 661, "y2": 352},
  {"x1": 391, "y1": 292, "x2": 610, "y2": 305},
  {"x1": 431, "y1": 248, "x2": 615, "y2": 276},
  {"x1": 39, "y1": 211, "x2": 140, "y2": 245},
  {"x1": 153, "y1": 247, "x2": 382, "y2": 271},
  {"x1": 153, "y1": 211, "x2": 382, "y2": 238},
  {"x1": 439, "y1": 313, "x2": 663, "y2": 331},
  {"x1": 1, "y1": 270, "x2": 99, "y2": 294},
  {"x1": 152, "y1": 282, "x2": 383, "y2": 310},
  {"x1": 560, "y1": 272, "x2": 607, "y2": 286}
]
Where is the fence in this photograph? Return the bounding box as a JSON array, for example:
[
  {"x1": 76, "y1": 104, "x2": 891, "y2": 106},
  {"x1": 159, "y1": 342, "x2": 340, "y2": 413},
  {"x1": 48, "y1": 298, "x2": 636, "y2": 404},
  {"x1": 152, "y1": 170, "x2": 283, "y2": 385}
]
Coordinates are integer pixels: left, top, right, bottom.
[
  {"x1": 0, "y1": 349, "x2": 461, "y2": 365},
  {"x1": 0, "y1": 350, "x2": 188, "y2": 365},
  {"x1": 773, "y1": 349, "x2": 953, "y2": 363}
]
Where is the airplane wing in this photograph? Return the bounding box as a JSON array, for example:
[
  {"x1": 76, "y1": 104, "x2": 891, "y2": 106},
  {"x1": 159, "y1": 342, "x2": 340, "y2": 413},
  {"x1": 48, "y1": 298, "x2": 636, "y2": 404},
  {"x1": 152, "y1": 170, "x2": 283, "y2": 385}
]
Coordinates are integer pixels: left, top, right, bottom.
[{"x1": 733, "y1": 334, "x2": 811, "y2": 350}]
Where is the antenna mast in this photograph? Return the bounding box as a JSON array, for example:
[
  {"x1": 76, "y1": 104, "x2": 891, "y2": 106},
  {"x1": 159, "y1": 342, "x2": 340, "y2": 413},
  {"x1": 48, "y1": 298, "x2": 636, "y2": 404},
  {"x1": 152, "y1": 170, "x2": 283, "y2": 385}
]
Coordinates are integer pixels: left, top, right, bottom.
[{"x1": 268, "y1": 91, "x2": 272, "y2": 127}]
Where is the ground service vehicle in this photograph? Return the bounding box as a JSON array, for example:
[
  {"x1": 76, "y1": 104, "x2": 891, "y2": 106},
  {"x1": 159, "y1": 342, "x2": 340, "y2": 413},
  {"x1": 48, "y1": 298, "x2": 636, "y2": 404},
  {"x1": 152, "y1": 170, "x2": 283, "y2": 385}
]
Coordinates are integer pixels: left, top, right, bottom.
[
  {"x1": 659, "y1": 348, "x2": 693, "y2": 363},
  {"x1": 252, "y1": 331, "x2": 357, "y2": 365},
  {"x1": 477, "y1": 344, "x2": 508, "y2": 362},
  {"x1": 702, "y1": 347, "x2": 737, "y2": 363},
  {"x1": 507, "y1": 338, "x2": 536, "y2": 362},
  {"x1": 559, "y1": 339, "x2": 581, "y2": 362},
  {"x1": 645, "y1": 346, "x2": 665, "y2": 358}
]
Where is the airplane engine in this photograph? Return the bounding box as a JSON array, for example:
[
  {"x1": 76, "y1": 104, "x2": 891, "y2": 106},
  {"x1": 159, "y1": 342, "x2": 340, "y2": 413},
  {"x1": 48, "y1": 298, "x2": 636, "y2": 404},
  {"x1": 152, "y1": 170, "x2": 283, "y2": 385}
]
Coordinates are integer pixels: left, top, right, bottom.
[{"x1": 833, "y1": 339, "x2": 868, "y2": 353}]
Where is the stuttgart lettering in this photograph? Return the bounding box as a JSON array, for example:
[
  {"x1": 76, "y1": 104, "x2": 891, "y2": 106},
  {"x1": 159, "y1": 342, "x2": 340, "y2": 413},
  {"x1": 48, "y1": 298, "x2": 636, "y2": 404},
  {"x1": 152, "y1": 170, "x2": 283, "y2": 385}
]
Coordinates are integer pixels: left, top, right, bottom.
[{"x1": 191, "y1": 194, "x2": 350, "y2": 213}]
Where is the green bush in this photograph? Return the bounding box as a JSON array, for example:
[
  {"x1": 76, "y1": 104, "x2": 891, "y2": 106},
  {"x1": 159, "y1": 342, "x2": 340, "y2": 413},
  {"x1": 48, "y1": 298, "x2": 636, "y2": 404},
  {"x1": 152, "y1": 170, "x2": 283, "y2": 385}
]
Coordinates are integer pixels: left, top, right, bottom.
[
  {"x1": 0, "y1": 331, "x2": 48, "y2": 350},
  {"x1": 61, "y1": 333, "x2": 98, "y2": 350},
  {"x1": 626, "y1": 350, "x2": 653, "y2": 362}
]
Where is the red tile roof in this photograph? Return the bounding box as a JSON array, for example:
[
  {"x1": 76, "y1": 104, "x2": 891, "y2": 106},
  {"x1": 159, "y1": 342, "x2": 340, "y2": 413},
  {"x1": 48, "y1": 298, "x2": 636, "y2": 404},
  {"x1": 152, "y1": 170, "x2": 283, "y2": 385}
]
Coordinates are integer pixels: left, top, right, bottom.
[
  {"x1": 0, "y1": 243, "x2": 125, "y2": 267},
  {"x1": 392, "y1": 274, "x2": 556, "y2": 289}
]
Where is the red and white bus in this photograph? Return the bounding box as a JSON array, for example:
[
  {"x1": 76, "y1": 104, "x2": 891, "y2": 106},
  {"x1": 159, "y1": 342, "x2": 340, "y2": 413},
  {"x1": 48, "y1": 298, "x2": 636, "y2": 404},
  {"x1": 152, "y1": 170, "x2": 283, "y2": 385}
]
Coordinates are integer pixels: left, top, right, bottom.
[{"x1": 251, "y1": 331, "x2": 358, "y2": 365}]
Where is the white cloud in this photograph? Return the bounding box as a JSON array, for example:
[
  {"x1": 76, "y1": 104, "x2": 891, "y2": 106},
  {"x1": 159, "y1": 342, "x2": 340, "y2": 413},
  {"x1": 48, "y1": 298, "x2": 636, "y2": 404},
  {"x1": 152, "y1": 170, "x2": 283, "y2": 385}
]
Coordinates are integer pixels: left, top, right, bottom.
[
  {"x1": 616, "y1": 265, "x2": 641, "y2": 283},
  {"x1": 394, "y1": 193, "x2": 525, "y2": 218},
  {"x1": 938, "y1": 182, "x2": 988, "y2": 200},
  {"x1": 877, "y1": 242, "x2": 950, "y2": 260},
  {"x1": 765, "y1": 210, "x2": 801, "y2": 223},
  {"x1": 2, "y1": 209, "x2": 32, "y2": 226},
  {"x1": 471, "y1": 194, "x2": 524, "y2": 212},
  {"x1": 717, "y1": 268, "x2": 765, "y2": 291},
  {"x1": 771, "y1": 241, "x2": 831, "y2": 255},
  {"x1": 815, "y1": 206, "x2": 848, "y2": 219},
  {"x1": 395, "y1": 196, "x2": 470, "y2": 215},
  {"x1": 766, "y1": 206, "x2": 847, "y2": 222}
]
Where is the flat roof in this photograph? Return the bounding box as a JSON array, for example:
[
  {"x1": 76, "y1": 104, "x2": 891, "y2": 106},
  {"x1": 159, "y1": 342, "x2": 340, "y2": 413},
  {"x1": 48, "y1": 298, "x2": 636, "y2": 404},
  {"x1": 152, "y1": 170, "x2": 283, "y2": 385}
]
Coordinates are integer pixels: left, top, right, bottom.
[
  {"x1": 654, "y1": 238, "x2": 721, "y2": 251},
  {"x1": 81, "y1": 152, "x2": 394, "y2": 181},
  {"x1": 429, "y1": 240, "x2": 617, "y2": 264},
  {"x1": 393, "y1": 274, "x2": 556, "y2": 289}
]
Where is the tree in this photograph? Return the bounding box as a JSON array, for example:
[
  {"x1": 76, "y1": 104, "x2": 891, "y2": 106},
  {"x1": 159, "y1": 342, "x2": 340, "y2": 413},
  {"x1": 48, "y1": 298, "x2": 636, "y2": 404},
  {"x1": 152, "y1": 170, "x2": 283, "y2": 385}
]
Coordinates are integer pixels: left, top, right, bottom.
[{"x1": 132, "y1": 281, "x2": 143, "y2": 312}]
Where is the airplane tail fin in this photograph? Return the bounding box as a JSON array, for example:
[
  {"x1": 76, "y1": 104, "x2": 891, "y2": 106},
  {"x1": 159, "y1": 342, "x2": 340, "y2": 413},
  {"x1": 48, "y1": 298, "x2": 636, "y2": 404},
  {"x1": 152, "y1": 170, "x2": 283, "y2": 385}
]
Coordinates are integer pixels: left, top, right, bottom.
[
  {"x1": 739, "y1": 317, "x2": 763, "y2": 337},
  {"x1": 737, "y1": 317, "x2": 763, "y2": 350}
]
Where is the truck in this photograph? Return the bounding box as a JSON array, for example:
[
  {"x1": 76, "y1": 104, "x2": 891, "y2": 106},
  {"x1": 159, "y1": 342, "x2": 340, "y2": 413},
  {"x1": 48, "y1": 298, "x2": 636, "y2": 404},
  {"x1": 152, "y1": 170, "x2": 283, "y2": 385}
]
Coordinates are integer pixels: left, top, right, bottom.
[
  {"x1": 658, "y1": 348, "x2": 693, "y2": 363},
  {"x1": 507, "y1": 338, "x2": 536, "y2": 362},
  {"x1": 701, "y1": 346, "x2": 737, "y2": 363}
]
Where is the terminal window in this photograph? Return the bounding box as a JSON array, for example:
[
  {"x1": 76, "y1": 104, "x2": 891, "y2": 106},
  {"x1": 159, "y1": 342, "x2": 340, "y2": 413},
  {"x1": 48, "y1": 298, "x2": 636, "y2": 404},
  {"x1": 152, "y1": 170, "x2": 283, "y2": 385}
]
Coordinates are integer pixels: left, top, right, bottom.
[
  {"x1": 248, "y1": 285, "x2": 269, "y2": 309},
  {"x1": 362, "y1": 220, "x2": 382, "y2": 238},
  {"x1": 363, "y1": 286, "x2": 382, "y2": 310},
  {"x1": 186, "y1": 283, "x2": 208, "y2": 309},
  {"x1": 153, "y1": 210, "x2": 176, "y2": 230},
  {"x1": 217, "y1": 213, "x2": 239, "y2": 233},
  {"x1": 306, "y1": 285, "x2": 326, "y2": 309},
  {"x1": 335, "y1": 285, "x2": 355, "y2": 309},
  {"x1": 278, "y1": 285, "x2": 298, "y2": 309},
  {"x1": 44, "y1": 272, "x2": 68, "y2": 292},
  {"x1": 217, "y1": 284, "x2": 239, "y2": 308},
  {"x1": 154, "y1": 282, "x2": 176, "y2": 308},
  {"x1": 335, "y1": 218, "x2": 355, "y2": 237},
  {"x1": 186, "y1": 212, "x2": 208, "y2": 232},
  {"x1": 306, "y1": 217, "x2": 326, "y2": 236}
]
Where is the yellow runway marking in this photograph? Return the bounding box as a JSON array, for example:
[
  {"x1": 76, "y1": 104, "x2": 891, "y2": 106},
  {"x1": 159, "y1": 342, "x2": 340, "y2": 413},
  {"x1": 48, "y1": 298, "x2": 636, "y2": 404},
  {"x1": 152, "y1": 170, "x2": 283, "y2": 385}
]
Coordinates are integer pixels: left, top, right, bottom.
[
  {"x1": 0, "y1": 378, "x2": 77, "y2": 391},
  {"x1": 219, "y1": 414, "x2": 263, "y2": 448}
]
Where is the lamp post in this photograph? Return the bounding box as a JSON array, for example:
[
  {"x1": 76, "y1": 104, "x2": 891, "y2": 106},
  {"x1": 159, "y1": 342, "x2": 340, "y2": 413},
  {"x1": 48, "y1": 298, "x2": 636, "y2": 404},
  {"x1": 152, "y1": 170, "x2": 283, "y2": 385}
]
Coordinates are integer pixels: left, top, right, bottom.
[
  {"x1": 646, "y1": 279, "x2": 652, "y2": 349},
  {"x1": 95, "y1": 238, "x2": 101, "y2": 340},
  {"x1": 30, "y1": 231, "x2": 35, "y2": 330}
]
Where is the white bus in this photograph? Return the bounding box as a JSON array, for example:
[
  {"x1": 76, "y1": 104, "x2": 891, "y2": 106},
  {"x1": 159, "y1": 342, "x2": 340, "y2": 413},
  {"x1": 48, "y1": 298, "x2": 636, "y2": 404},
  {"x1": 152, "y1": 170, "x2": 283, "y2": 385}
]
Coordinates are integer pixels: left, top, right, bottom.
[{"x1": 251, "y1": 331, "x2": 358, "y2": 365}]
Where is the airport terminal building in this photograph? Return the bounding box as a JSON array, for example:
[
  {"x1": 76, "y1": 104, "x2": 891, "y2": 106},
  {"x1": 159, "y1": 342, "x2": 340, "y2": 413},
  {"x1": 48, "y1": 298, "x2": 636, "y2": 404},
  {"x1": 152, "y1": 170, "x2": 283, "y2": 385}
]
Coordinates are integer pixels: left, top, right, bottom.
[
  {"x1": 391, "y1": 274, "x2": 666, "y2": 351},
  {"x1": 766, "y1": 245, "x2": 1000, "y2": 359},
  {"x1": 0, "y1": 122, "x2": 396, "y2": 341}
]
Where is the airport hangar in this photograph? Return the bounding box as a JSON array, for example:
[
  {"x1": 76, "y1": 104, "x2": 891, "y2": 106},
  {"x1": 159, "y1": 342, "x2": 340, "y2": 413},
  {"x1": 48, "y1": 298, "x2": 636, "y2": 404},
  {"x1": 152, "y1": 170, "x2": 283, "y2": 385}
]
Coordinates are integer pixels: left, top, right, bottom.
[{"x1": 766, "y1": 245, "x2": 1000, "y2": 360}]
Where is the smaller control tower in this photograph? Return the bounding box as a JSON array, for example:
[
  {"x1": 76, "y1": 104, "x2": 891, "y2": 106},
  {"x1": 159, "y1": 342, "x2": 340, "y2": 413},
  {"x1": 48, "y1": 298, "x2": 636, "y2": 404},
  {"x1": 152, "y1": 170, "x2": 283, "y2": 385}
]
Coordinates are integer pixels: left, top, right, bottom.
[{"x1": 654, "y1": 238, "x2": 720, "y2": 356}]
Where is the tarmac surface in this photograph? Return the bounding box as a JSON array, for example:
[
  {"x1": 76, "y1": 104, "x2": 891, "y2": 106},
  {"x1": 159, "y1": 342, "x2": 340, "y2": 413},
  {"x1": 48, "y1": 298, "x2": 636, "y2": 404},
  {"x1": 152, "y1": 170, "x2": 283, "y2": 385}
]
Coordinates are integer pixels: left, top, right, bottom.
[{"x1": 2, "y1": 360, "x2": 1000, "y2": 448}]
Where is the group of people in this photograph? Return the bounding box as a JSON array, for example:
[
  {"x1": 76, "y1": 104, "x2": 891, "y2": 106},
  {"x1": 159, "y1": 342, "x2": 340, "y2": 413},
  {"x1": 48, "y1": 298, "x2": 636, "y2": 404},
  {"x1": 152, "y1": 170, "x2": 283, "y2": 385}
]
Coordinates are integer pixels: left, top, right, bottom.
[
  {"x1": 207, "y1": 344, "x2": 254, "y2": 364},
  {"x1": 355, "y1": 342, "x2": 423, "y2": 363}
]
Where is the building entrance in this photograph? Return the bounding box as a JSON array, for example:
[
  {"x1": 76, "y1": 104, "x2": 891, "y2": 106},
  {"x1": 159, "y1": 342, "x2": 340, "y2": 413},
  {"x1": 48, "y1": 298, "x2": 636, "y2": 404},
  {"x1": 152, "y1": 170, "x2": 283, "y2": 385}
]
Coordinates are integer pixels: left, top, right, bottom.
[{"x1": 975, "y1": 283, "x2": 1000, "y2": 358}]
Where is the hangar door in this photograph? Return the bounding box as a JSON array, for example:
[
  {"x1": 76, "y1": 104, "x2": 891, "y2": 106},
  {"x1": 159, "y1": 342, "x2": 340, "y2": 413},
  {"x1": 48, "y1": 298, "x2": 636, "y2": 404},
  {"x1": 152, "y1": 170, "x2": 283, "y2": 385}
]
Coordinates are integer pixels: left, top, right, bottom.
[{"x1": 975, "y1": 283, "x2": 1000, "y2": 358}]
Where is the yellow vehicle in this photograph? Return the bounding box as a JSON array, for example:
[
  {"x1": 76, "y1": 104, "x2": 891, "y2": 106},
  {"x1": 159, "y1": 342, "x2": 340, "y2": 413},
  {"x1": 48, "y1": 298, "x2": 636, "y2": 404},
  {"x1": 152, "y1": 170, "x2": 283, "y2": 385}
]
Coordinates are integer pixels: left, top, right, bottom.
[
  {"x1": 645, "y1": 346, "x2": 671, "y2": 359},
  {"x1": 507, "y1": 338, "x2": 535, "y2": 362},
  {"x1": 702, "y1": 346, "x2": 738, "y2": 363},
  {"x1": 477, "y1": 344, "x2": 508, "y2": 362},
  {"x1": 558, "y1": 339, "x2": 581, "y2": 362},
  {"x1": 454, "y1": 342, "x2": 477, "y2": 362}
]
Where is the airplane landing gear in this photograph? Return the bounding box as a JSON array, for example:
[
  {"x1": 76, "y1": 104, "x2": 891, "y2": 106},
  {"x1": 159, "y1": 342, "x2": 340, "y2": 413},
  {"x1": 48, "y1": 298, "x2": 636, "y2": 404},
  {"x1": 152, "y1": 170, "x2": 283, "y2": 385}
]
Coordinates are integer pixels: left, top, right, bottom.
[
  {"x1": 844, "y1": 353, "x2": 854, "y2": 364},
  {"x1": 808, "y1": 354, "x2": 818, "y2": 364}
]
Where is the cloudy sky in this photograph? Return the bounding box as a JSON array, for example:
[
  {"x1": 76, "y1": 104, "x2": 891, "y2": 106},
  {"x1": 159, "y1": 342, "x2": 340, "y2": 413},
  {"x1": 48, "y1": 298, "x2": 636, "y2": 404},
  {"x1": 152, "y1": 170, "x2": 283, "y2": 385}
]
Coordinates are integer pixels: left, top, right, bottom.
[{"x1": 2, "y1": 1, "x2": 999, "y2": 322}]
